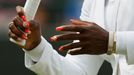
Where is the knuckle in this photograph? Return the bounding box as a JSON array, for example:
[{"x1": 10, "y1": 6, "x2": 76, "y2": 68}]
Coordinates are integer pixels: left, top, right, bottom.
[
  {"x1": 10, "y1": 25, "x2": 15, "y2": 32},
  {"x1": 13, "y1": 16, "x2": 18, "y2": 21},
  {"x1": 10, "y1": 33, "x2": 16, "y2": 39},
  {"x1": 9, "y1": 22, "x2": 13, "y2": 29},
  {"x1": 10, "y1": 26, "x2": 13, "y2": 30},
  {"x1": 87, "y1": 24, "x2": 95, "y2": 29},
  {"x1": 13, "y1": 16, "x2": 20, "y2": 23},
  {"x1": 55, "y1": 35, "x2": 62, "y2": 40},
  {"x1": 8, "y1": 31, "x2": 12, "y2": 37},
  {"x1": 9, "y1": 26, "x2": 22, "y2": 37},
  {"x1": 65, "y1": 43, "x2": 75, "y2": 49},
  {"x1": 73, "y1": 25, "x2": 79, "y2": 29}
]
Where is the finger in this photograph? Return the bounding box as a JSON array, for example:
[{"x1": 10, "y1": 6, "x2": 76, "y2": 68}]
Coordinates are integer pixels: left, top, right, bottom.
[
  {"x1": 56, "y1": 25, "x2": 90, "y2": 32},
  {"x1": 8, "y1": 30, "x2": 23, "y2": 42},
  {"x1": 13, "y1": 16, "x2": 25, "y2": 29},
  {"x1": 58, "y1": 41, "x2": 91, "y2": 51},
  {"x1": 70, "y1": 19, "x2": 96, "y2": 27},
  {"x1": 16, "y1": 6, "x2": 30, "y2": 28},
  {"x1": 23, "y1": 21, "x2": 30, "y2": 28},
  {"x1": 50, "y1": 33, "x2": 79, "y2": 41},
  {"x1": 9, "y1": 22, "x2": 25, "y2": 36},
  {"x1": 9, "y1": 22, "x2": 27, "y2": 39},
  {"x1": 51, "y1": 33, "x2": 91, "y2": 41},
  {"x1": 16, "y1": 6, "x2": 25, "y2": 17},
  {"x1": 68, "y1": 49, "x2": 82, "y2": 55},
  {"x1": 28, "y1": 20, "x2": 40, "y2": 31},
  {"x1": 68, "y1": 48, "x2": 91, "y2": 55},
  {"x1": 13, "y1": 16, "x2": 30, "y2": 33},
  {"x1": 70, "y1": 19, "x2": 88, "y2": 25}
]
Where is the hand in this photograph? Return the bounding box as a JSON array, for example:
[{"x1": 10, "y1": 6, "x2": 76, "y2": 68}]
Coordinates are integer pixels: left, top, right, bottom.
[
  {"x1": 51, "y1": 19, "x2": 109, "y2": 55},
  {"x1": 8, "y1": 6, "x2": 41, "y2": 51}
]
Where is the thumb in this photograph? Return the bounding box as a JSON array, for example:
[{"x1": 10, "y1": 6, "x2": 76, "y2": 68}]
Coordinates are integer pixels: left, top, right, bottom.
[
  {"x1": 16, "y1": 6, "x2": 29, "y2": 29},
  {"x1": 16, "y1": 6, "x2": 25, "y2": 17},
  {"x1": 28, "y1": 20, "x2": 40, "y2": 31}
]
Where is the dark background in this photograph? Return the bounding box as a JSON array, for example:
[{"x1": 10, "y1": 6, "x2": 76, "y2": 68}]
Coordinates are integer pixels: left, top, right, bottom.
[{"x1": 0, "y1": 0, "x2": 112, "y2": 75}]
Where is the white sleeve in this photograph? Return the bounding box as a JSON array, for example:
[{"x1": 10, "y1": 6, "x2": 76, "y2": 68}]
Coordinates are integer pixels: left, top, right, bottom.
[
  {"x1": 116, "y1": 31, "x2": 134, "y2": 65},
  {"x1": 80, "y1": 0, "x2": 93, "y2": 21},
  {"x1": 23, "y1": 37, "x2": 86, "y2": 75}
]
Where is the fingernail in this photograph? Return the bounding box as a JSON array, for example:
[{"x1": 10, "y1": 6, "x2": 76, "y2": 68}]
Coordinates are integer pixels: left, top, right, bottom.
[
  {"x1": 23, "y1": 21, "x2": 30, "y2": 28},
  {"x1": 24, "y1": 29, "x2": 30, "y2": 33},
  {"x1": 21, "y1": 34, "x2": 27, "y2": 39},
  {"x1": 59, "y1": 46, "x2": 64, "y2": 51},
  {"x1": 50, "y1": 36, "x2": 57, "y2": 41},
  {"x1": 21, "y1": 16, "x2": 26, "y2": 21},
  {"x1": 56, "y1": 27, "x2": 63, "y2": 31}
]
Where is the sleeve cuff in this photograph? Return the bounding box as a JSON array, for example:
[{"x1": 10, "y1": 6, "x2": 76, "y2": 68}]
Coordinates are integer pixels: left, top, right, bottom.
[
  {"x1": 116, "y1": 32, "x2": 127, "y2": 55},
  {"x1": 126, "y1": 32, "x2": 134, "y2": 64},
  {"x1": 23, "y1": 36, "x2": 45, "y2": 62}
]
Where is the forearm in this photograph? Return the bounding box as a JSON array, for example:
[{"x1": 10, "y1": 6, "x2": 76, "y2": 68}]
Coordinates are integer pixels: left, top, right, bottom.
[
  {"x1": 23, "y1": 36, "x2": 62, "y2": 74},
  {"x1": 23, "y1": 36, "x2": 86, "y2": 75}
]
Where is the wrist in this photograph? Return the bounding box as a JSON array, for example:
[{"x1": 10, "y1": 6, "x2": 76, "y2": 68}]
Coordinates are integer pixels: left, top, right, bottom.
[{"x1": 24, "y1": 37, "x2": 41, "y2": 51}]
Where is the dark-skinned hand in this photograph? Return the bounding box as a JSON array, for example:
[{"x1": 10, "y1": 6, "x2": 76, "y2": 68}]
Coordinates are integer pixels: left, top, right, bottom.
[
  {"x1": 51, "y1": 19, "x2": 109, "y2": 55},
  {"x1": 8, "y1": 6, "x2": 41, "y2": 51}
]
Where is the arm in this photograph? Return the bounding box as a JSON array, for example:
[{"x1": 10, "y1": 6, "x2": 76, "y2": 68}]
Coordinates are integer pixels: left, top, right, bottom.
[
  {"x1": 80, "y1": 0, "x2": 93, "y2": 22},
  {"x1": 8, "y1": 6, "x2": 86, "y2": 75},
  {"x1": 24, "y1": 37, "x2": 86, "y2": 75},
  {"x1": 24, "y1": 36, "x2": 104, "y2": 75},
  {"x1": 102, "y1": 31, "x2": 134, "y2": 65}
]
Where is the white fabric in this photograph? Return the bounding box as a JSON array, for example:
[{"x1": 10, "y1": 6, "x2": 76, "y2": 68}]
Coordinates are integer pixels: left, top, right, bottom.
[
  {"x1": 24, "y1": 0, "x2": 134, "y2": 75},
  {"x1": 24, "y1": 37, "x2": 44, "y2": 62},
  {"x1": 24, "y1": 37, "x2": 104, "y2": 75},
  {"x1": 80, "y1": 0, "x2": 134, "y2": 75}
]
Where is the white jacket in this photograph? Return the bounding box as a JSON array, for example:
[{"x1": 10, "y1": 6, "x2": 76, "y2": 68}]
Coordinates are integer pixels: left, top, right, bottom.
[{"x1": 24, "y1": 0, "x2": 134, "y2": 75}]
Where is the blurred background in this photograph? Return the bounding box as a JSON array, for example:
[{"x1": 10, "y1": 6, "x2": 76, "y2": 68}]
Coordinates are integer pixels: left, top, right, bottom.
[{"x1": 0, "y1": 0, "x2": 112, "y2": 75}]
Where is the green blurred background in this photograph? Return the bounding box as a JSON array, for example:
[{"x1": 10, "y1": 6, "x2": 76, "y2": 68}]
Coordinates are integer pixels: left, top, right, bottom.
[{"x1": 0, "y1": 0, "x2": 112, "y2": 75}]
